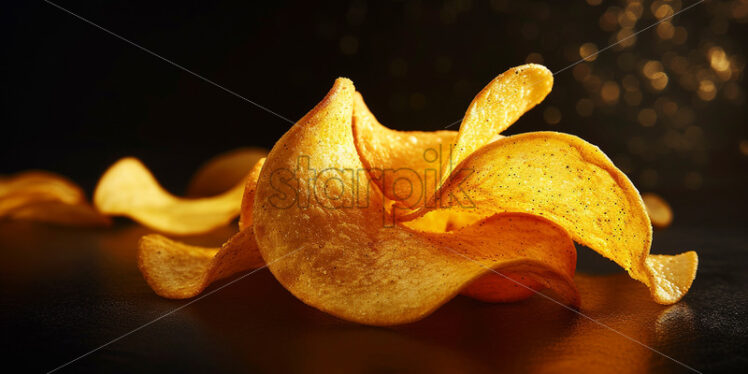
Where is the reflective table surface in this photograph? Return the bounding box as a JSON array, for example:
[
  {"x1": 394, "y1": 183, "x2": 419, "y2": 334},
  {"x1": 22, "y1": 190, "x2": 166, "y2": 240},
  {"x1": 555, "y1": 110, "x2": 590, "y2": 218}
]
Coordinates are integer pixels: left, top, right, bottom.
[{"x1": 1, "y1": 191, "x2": 746, "y2": 373}]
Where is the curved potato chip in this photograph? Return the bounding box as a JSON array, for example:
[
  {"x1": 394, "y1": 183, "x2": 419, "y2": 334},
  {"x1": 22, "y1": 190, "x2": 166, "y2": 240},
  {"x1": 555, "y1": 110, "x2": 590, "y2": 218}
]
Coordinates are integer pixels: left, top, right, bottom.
[
  {"x1": 239, "y1": 158, "x2": 266, "y2": 230},
  {"x1": 138, "y1": 69, "x2": 697, "y2": 324},
  {"x1": 1, "y1": 171, "x2": 85, "y2": 212},
  {"x1": 422, "y1": 131, "x2": 697, "y2": 304},
  {"x1": 353, "y1": 92, "x2": 456, "y2": 209},
  {"x1": 642, "y1": 193, "x2": 673, "y2": 228},
  {"x1": 186, "y1": 147, "x2": 267, "y2": 197},
  {"x1": 252, "y1": 79, "x2": 578, "y2": 325},
  {"x1": 444, "y1": 64, "x2": 553, "y2": 179},
  {"x1": 94, "y1": 157, "x2": 248, "y2": 235},
  {"x1": 0, "y1": 171, "x2": 109, "y2": 226},
  {"x1": 138, "y1": 227, "x2": 263, "y2": 298},
  {"x1": 7, "y1": 201, "x2": 110, "y2": 226},
  {"x1": 351, "y1": 65, "x2": 547, "y2": 213}
]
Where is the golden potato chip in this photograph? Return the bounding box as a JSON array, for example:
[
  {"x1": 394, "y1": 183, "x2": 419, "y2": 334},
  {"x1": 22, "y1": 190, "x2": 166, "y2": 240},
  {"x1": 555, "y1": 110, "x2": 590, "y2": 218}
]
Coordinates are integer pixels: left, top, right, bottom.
[
  {"x1": 139, "y1": 67, "x2": 698, "y2": 325},
  {"x1": 138, "y1": 227, "x2": 263, "y2": 298},
  {"x1": 253, "y1": 78, "x2": 578, "y2": 325},
  {"x1": 353, "y1": 92, "x2": 456, "y2": 209},
  {"x1": 239, "y1": 158, "x2": 266, "y2": 230},
  {"x1": 422, "y1": 131, "x2": 697, "y2": 304},
  {"x1": 642, "y1": 193, "x2": 673, "y2": 228},
  {"x1": 7, "y1": 201, "x2": 110, "y2": 226},
  {"x1": 1, "y1": 171, "x2": 85, "y2": 212},
  {"x1": 186, "y1": 147, "x2": 267, "y2": 197},
  {"x1": 94, "y1": 157, "x2": 256, "y2": 235},
  {"x1": 0, "y1": 171, "x2": 109, "y2": 226},
  {"x1": 138, "y1": 158, "x2": 266, "y2": 298},
  {"x1": 443, "y1": 64, "x2": 553, "y2": 180}
]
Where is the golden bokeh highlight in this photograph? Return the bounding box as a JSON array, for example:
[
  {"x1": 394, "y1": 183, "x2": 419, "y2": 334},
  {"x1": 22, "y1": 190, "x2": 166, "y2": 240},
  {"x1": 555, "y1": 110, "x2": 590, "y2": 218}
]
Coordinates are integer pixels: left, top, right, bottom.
[
  {"x1": 697, "y1": 80, "x2": 717, "y2": 101},
  {"x1": 579, "y1": 43, "x2": 599, "y2": 62},
  {"x1": 642, "y1": 60, "x2": 664, "y2": 79},
  {"x1": 652, "y1": 2, "x2": 674, "y2": 19},
  {"x1": 656, "y1": 21, "x2": 675, "y2": 39},
  {"x1": 601, "y1": 81, "x2": 621, "y2": 104},
  {"x1": 650, "y1": 72, "x2": 669, "y2": 90}
]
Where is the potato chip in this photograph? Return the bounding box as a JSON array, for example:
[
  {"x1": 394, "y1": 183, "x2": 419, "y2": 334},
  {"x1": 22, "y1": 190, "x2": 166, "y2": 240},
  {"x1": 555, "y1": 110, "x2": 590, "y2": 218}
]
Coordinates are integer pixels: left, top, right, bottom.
[
  {"x1": 186, "y1": 147, "x2": 267, "y2": 197},
  {"x1": 139, "y1": 67, "x2": 698, "y2": 325},
  {"x1": 1, "y1": 171, "x2": 85, "y2": 212},
  {"x1": 421, "y1": 132, "x2": 697, "y2": 304},
  {"x1": 253, "y1": 78, "x2": 578, "y2": 325},
  {"x1": 642, "y1": 193, "x2": 673, "y2": 228},
  {"x1": 353, "y1": 92, "x2": 456, "y2": 209},
  {"x1": 6, "y1": 201, "x2": 110, "y2": 226},
  {"x1": 138, "y1": 227, "x2": 263, "y2": 298},
  {"x1": 0, "y1": 171, "x2": 109, "y2": 226},
  {"x1": 442, "y1": 64, "x2": 553, "y2": 180},
  {"x1": 239, "y1": 158, "x2": 266, "y2": 230},
  {"x1": 94, "y1": 157, "x2": 257, "y2": 235}
]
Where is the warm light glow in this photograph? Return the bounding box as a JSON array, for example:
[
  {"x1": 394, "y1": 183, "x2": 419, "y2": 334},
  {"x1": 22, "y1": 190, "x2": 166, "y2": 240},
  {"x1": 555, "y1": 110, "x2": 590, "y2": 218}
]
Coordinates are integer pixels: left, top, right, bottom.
[
  {"x1": 697, "y1": 80, "x2": 717, "y2": 101},
  {"x1": 642, "y1": 60, "x2": 664, "y2": 79},
  {"x1": 601, "y1": 81, "x2": 621, "y2": 103},
  {"x1": 656, "y1": 22, "x2": 675, "y2": 39},
  {"x1": 653, "y1": 3, "x2": 674, "y2": 19},
  {"x1": 616, "y1": 28, "x2": 637, "y2": 48},
  {"x1": 708, "y1": 47, "x2": 730, "y2": 70},
  {"x1": 673, "y1": 26, "x2": 688, "y2": 44},
  {"x1": 650, "y1": 72, "x2": 669, "y2": 90},
  {"x1": 579, "y1": 43, "x2": 599, "y2": 62}
]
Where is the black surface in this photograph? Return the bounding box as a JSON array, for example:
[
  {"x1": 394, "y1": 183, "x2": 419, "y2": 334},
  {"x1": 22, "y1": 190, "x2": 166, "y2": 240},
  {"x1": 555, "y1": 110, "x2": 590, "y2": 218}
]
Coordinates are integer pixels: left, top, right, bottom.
[{"x1": 1, "y1": 191, "x2": 746, "y2": 373}]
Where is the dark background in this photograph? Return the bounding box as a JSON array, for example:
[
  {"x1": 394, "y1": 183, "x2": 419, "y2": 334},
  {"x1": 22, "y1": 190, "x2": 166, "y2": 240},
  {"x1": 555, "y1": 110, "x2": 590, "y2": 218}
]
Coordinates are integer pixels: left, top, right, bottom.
[
  {"x1": 2, "y1": 1, "x2": 747, "y2": 373},
  {"x1": 2, "y1": 0, "x2": 746, "y2": 196}
]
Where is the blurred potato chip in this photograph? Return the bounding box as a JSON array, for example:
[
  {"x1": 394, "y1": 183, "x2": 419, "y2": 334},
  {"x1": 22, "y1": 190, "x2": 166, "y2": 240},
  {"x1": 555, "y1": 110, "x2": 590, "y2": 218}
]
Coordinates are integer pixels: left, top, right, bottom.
[
  {"x1": 94, "y1": 157, "x2": 261, "y2": 235},
  {"x1": 7, "y1": 201, "x2": 110, "y2": 226},
  {"x1": 186, "y1": 147, "x2": 267, "y2": 197},
  {"x1": 0, "y1": 171, "x2": 109, "y2": 226},
  {"x1": 642, "y1": 193, "x2": 674, "y2": 228}
]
